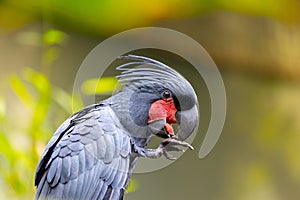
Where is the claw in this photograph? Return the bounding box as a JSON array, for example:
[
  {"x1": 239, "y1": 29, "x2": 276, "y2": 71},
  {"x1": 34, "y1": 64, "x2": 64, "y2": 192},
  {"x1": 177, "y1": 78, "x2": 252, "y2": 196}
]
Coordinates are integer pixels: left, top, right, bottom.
[
  {"x1": 163, "y1": 149, "x2": 177, "y2": 160},
  {"x1": 134, "y1": 137, "x2": 193, "y2": 160},
  {"x1": 162, "y1": 138, "x2": 194, "y2": 150},
  {"x1": 159, "y1": 138, "x2": 194, "y2": 160}
]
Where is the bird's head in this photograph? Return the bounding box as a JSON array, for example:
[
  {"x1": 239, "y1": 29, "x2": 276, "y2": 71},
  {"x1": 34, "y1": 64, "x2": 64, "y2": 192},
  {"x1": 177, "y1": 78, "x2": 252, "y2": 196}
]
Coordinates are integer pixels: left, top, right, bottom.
[{"x1": 110, "y1": 55, "x2": 198, "y2": 141}]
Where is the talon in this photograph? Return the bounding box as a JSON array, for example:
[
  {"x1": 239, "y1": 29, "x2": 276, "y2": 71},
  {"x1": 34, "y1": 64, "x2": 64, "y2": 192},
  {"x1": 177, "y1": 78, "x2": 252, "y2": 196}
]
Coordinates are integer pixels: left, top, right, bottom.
[
  {"x1": 163, "y1": 149, "x2": 176, "y2": 160},
  {"x1": 157, "y1": 138, "x2": 194, "y2": 160},
  {"x1": 162, "y1": 138, "x2": 194, "y2": 150},
  {"x1": 136, "y1": 137, "x2": 193, "y2": 160},
  {"x1": 186, "y1": 143, "x2": 194, "y2": 150}
]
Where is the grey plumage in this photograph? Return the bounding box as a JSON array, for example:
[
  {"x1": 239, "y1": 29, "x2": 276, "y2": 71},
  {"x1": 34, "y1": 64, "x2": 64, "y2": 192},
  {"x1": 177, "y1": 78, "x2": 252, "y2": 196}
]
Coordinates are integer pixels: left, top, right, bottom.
[
  {"x1": 35, "y1": 104, "x2": 131, "y2": 200},
  {"x1": 34, "y1": 55, "x2": 198, "y2": 200}
]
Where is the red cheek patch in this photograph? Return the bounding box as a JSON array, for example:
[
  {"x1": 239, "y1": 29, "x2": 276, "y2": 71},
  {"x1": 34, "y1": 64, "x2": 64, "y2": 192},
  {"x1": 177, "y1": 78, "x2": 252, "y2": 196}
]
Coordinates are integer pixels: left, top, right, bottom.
[{"x1": 148, "y1": 98, "x2": 177, "y2": 135}]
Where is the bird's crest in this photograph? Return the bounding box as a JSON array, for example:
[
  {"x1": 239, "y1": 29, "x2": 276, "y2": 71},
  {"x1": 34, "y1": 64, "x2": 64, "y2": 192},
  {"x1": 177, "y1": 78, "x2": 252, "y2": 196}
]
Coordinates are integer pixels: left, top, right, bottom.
[{"x1": 116, "y1": 55, "x2": 188, "y2": 90}]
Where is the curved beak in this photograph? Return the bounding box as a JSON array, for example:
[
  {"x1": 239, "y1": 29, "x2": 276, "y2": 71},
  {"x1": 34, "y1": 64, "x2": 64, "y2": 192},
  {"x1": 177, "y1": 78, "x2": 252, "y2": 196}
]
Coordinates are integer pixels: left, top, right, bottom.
[{"x1": 176, "y1": 105, "x2": 199, "y2": 141}]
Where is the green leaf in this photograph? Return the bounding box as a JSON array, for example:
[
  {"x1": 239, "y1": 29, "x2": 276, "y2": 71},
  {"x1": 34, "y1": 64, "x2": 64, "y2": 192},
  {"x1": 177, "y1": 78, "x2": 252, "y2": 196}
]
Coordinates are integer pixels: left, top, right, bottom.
[
  {"x1": 23, "y1": 68, "x2": 51, "y2": 95},
  {"x1": 10, "y1": 75, "x2": 35, "y2": 109},
  {"x1": 0, "y1": 97, "x2": 6, "y2": 121},
  {"x1": 81, "y1": 77, "x2": 120, "y2": 95},
  {"x1": 0, "y1": 131, "x2": 15, "y2": 167},
  {"x1": 126, "y1": 179, "x2": 138, "y2": 193},
  {"x1": 43, "y1": 29, "x2": 66, "y2": 45},
  {"x1": 51, "y1": 86, "x2": 73, "y2": 114},
  {"x1": 44, "y1": 46, "x2": 61, "y2": 64}
]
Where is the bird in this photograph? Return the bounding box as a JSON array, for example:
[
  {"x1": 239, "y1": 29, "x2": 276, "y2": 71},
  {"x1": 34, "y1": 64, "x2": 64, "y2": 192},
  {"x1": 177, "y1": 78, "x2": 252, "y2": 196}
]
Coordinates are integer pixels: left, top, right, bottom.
[{"x1": 34, "y1": 54, "x2": 199, "y2": 200}]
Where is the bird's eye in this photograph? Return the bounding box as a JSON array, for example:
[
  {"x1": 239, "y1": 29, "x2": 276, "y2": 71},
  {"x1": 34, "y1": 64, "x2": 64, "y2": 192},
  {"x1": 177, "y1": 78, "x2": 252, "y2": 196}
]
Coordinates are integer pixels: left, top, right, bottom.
[{"x1": 162, "y1": 90, "x2": 171, "y2": 99}]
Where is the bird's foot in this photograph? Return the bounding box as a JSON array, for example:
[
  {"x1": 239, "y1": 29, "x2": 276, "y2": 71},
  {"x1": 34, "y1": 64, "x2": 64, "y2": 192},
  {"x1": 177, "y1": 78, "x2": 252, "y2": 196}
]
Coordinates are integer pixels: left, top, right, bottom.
[
  {"x1": 160, "y1": 138, "x2": 194, "y2": 160},
  {"x1": 135, "y1": 138, "x2": 194, "y2": 160}
]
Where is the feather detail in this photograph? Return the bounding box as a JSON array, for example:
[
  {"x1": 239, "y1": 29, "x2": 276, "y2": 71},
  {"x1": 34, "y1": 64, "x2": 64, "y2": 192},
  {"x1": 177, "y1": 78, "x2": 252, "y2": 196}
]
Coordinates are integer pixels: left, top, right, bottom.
[{"x1": 34, "y1": 104, "x2": 132, "y2": 200}]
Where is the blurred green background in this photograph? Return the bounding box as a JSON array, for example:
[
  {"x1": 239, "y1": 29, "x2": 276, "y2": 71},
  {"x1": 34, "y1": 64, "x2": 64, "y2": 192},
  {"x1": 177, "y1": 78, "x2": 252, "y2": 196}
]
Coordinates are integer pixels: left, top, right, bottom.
[{"x1": 1, "y1": 0, "x2": 300, "y2": 199}]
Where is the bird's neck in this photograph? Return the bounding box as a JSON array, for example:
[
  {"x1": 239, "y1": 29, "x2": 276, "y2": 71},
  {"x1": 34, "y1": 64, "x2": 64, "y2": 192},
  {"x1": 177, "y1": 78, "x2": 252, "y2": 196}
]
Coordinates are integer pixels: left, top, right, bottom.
[{"x1": 108, "y1": 90, "x2": 151, "y2": 140}]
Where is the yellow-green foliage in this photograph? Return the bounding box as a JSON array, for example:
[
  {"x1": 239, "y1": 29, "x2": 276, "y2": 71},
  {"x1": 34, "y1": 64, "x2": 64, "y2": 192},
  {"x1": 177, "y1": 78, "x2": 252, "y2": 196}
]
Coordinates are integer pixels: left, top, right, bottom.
[{"x1": 0, "y1": 67, "x2": 139, "y2": 199}]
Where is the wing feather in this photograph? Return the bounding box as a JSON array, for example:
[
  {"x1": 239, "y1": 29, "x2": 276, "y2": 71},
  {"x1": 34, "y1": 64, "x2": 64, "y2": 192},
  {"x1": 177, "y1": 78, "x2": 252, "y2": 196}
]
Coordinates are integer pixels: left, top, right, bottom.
[
  {"x1": 50, "y1": 157, "x2": 62, "y2": 187},
  {"x1": 35, "y1": 104, "x2": 132, "y2": 200},
  {"x1": 60, "y1": 155, "x2": 71, "y2": 183},
  {"x1": 75, "y1": 172, "x2": 84, "y2": 198},
  {"x1": 62, "y1": 180, "x2": 72, "y2": 199},
  {"x1": 69, "y1": 175, "x2": 78, "y2": 199},
  {"x1": 98, "y1": 182, "x2": 108, "y2": 200},
  {"x1": 91, "y1": 179, "x2": 104, "y2": 199}
]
